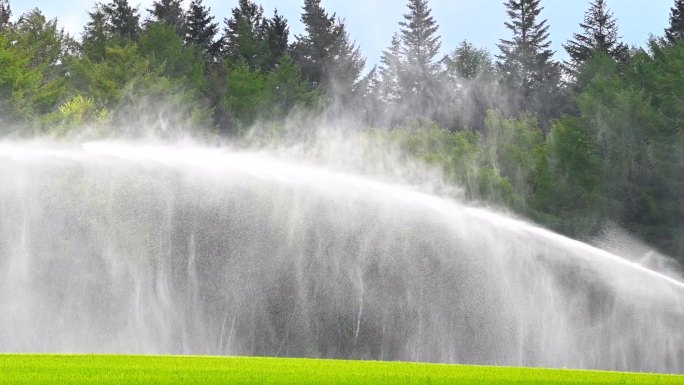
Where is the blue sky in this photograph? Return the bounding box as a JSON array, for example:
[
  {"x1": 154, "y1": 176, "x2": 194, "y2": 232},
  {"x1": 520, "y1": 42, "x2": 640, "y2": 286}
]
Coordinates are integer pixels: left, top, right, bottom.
[{"x1": 11, "y1": 0, "x2": 675, "y2": 67}]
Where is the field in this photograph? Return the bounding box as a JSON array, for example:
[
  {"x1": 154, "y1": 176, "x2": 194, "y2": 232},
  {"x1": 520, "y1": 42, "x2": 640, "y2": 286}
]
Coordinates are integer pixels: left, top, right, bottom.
[{"x1": 1, "y1": 355, "x2": 682, "y2": 384}]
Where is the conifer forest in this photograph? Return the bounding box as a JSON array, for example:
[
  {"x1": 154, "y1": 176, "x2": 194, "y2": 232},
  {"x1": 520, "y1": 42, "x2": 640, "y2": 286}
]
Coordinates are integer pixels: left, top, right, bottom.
[{"x1": 2, "y1": 0, "x2": 684, "y2": 268}]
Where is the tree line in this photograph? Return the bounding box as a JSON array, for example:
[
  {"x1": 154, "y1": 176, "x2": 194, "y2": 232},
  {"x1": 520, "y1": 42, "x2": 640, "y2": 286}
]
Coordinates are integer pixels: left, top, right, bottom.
[{"x1": 2, "y1": 0, "x2": 684, "y2": 263}]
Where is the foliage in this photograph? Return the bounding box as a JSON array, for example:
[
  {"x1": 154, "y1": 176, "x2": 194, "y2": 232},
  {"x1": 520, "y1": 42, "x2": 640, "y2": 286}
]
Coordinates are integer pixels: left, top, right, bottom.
[
  {"x1": 377, "y1": 34, "x2": 403, "y2": 105},
  {"x1": 221, "y1": 0, "x2": 267, "y2": 70},
  {"x1": 440, "y1": 40, "x2": 499, "y2": 132},
  {"x1": 0, "y1": 9, "x2": 70, "y2": 128},
  {"x1": 497, "y1": 0, "x2": 564, "y2": 129},
  {"x1": 101, "y1": 0, "x2": 141, "y2": 42},
  {"x1": 665, "y1": 0, "x2": 684, "y2": 44},
  {"x1": 145, "y1": 0, "x2": 185, "y2": 35},
  {"x1": 291, "y1": 0, "x2": 365, "y2": 102},
  {"x1": 266, "y1": 54, "x2": 319, "y2": 116},
  {"x1": 222, "y1": 55, "x2": 318, "y2": 130},
  {"x1": 564, "y1": 0, "x2": 628, "y2": 73},
  {"x1": 443, "y1": 41, "x2": 494, "y2": 80},
  {"x1": 482, "y1": 111, "x2": 544, "y2": 208},
  {"x1": 397, "y1": 0, "x2": 442, "y2": 116},
  {"x1": 382, "y1": 114, "x2": 539, "y2": 208},
  {"x1": 184, "y1": 0, "x2": 219, "y2": 58},
  {"x1": 536, "y1": 115, "x2": 602, "y2": 232},
  {"x1": 82, "y1": 6, "x2": 109, "y2": 62},
  {"x1": 67, "y1": 40, "x2": 211, "y2": 135},
  {"x1": 219, "y1": 1, "x2": 290, "y2": 73},
  {"x1": 138, "y1": 22, "x2": 205, "y2": 90},
  {"x1": 4, "y1": 0, "x2": 684, "y2": 263},
  {"x1": 50, "y1": 95, "x2": 111, "y2": 135},
  {"x1": 264, "y1": 11, "x2": 289, "y2": 71},
  {"x1": 0, "y1": 0, "x2": 10, "y2": 30},
  {"x1": 0, "y1": 32, "x2": 29, "y2": 124}
]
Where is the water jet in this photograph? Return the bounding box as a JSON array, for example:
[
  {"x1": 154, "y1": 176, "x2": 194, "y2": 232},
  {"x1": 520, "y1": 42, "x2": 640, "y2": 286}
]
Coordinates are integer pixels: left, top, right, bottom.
[{"x1": 0, "y1": 140, "x2": 681, "y2": 373}]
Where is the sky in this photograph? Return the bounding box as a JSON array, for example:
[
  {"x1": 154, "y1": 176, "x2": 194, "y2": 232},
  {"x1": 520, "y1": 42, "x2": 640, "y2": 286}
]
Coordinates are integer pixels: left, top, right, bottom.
[{"x1": 10, "y1": 0, "x2": 675, "y2": 68}]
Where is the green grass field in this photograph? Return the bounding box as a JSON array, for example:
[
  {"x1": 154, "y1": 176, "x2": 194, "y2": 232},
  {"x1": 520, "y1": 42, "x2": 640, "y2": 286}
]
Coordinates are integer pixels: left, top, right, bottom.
[{"x1": 1, "y1": 354, "x2": 682, "y2": 384}]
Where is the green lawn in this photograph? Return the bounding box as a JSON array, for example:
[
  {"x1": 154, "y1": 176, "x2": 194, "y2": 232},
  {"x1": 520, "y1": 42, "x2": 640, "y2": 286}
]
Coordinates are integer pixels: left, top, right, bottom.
[{"x1": 1, "y1": 354, "x2": 682, "y2": 384}]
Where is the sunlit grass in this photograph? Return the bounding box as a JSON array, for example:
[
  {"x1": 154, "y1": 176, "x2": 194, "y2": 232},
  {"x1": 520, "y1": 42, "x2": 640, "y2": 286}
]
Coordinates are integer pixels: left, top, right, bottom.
[{"x1": 1, "y1": 354, "x2": 682, "y2": 384}]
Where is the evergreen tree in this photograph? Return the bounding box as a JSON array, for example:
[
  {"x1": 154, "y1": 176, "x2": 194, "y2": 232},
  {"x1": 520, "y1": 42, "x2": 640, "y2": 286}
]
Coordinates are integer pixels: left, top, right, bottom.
[
  {"x1": 324, "y1": 19, "x2": 366, "y2": 100},
  {"x1": 0, "y1": 0, "x2": 10, "y2": 30},
  {"x1": 378, "y1": 33, "x2": 403, "y2": 104},
  {"x1": 15, "y1": 9, "x2": 66, "y2": 70},
  {"x1": 145, "y1": 0, "x2": 185, "y2": 35},
  {"x1": 564, "y1": 0, "x2": 628, "y2": 72},
  {"x1": 138, "y1": 22, "x2": 205, "y2": 90},
  {"x1": 497, "y1": 0, "x2": 561, "y2": 127},
  {"x1": 397, "y1": 0, "x2": 442, "y2": 115},
  {"x1": 263, "y1": 10, "x2": 289, "y2": 71},
  {"x1": 292, "y1": 0, "x2": 335, "y2": 86},
  {"x1": 221, "y1": 0, "x2": 266, "y2": 70},
  {"x1": 292, "y1": 0, "x2": 365, "y2": 99},
  {"x1": 184, "y1": 0, "x2": 219, "y2": 58},
  {"x1": 266, "y1": 54, "x2": 318, "y2": 117},
  {"x1": 442, "y1": 41, "x2": 496, "y2": 132},
  {"x1": 443, "y1": 40, "x2": 493, "y2": 80},
  {"x1": 82, "y1": 5, "x2": 109, "y2": 61},
  {"x1": 101, "y1": 0, "x2": 141, "y2": 42},
  {"x1": 665, "y1": 0, "x2": 684, "y2": 43},
  {"x1": 366, "y1": 34, "x2": 402, "y2": 126},
  {"x1": 10, "y1": 9, "x2": 70, "y2": 119}
]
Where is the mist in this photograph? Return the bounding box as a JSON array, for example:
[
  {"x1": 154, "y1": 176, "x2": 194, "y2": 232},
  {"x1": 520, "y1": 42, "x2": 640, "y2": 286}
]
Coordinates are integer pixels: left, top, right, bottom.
[{"x1": 1, "y1": 0, "x2": 684, "y2": 375}]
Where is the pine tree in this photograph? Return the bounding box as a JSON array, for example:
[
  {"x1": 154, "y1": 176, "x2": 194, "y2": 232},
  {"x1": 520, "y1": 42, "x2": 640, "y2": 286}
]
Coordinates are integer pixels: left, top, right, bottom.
[
  {"x1": 292, "y1": 0, "x2": 365, "y2": 99},
  {"x1": 497, "y1": 0, "x2": 561, "y2": 124},
  {"x1": 0, "y1": 0, "x2": 10, "y2": 30},
  {"x1": 564, "y1": 0, "x2": 628, "y2": 71},
  {"x1": 184, "y1": 0, "x2": 219, "y2": 58},
  {"x1": 397, "y1": 0, "x2": 442, "y2": 114},
  {"x1": 101, "y1": 0, "x2": 141, "y2": 42},
  {"x1": 145, "y1": 0, "x2": 185, "y2": 35},
  {"x1": 665, "y1": 0, "x2": 684, "y2": 43}
]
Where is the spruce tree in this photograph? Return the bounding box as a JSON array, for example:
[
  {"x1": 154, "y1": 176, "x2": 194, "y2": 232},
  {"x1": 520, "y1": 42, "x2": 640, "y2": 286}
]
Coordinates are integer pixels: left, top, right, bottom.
[
  {"x1": 441, "y1": 41, "x2": 496, "y2": 132},
  {"x1": 101, "y1": 0, "x2": 141, "y2": 42},
  {"x1": 14, "y1": 9, "x2": 66, "y2": 71},
  {"x1": 292, "y1": 0, "x2": 365, "y2": 99},
  {"x1": 443, "y1": 40, "x2": 493, "y2": 80},
  {"x1": 145, "y1": 0, "x2": 185, "y2": 35},
  {"x1": 497, "y1": 0, "x2": 561, "y2": 125},
  {"x1": 325, "y1": 19, "x2": 366, "y2": 99},
  {"x1": 263, "y1": 10, "x2": 289, "y2": 71},
  {"x1": 564, "y1": 0, "x2": 628, "y2": 71},
  {"x1": 221, "y1": 0, "x2": 266, "y2": 69},
  {"x1": 378, "y1": 33, "x2": 403, "y2": 103},
  {"x1": 397, "y1": 0, "x2": 442, "y2": 114},
  {"x1": 82, "y1": 5, "x2": 109, "y2": 61},
  {"x1": 184, "y1": 0, "x2": 219, "y2": 58},
  {"x1": 0, "y1": 0, "x2": 10, "y2": 30},
  {"x1": 292, "y1": 0, "x2": 335, "y2": 86},
  {"x1": 665, "y1": 0, "x2": 684, "y2": 43}
]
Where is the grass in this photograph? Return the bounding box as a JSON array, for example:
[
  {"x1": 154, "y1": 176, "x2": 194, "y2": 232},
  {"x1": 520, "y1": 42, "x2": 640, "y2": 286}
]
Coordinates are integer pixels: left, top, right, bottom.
[{"x1": 0, "y1": 354, "x2": 682, "y2": 384}]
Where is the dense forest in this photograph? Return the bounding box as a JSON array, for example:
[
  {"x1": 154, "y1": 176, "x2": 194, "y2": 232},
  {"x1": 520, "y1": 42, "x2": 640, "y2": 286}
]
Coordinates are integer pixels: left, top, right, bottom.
[{"x1": 1, "y1": 0, "x2": 684, "y2": 265}]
